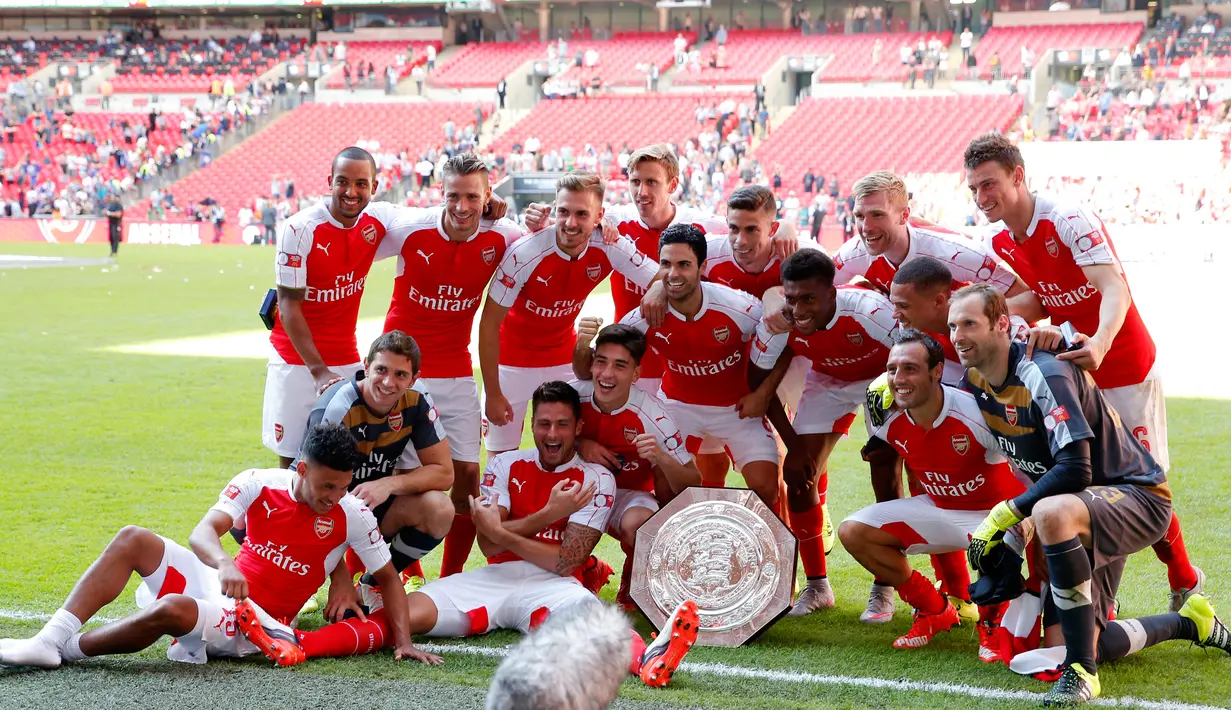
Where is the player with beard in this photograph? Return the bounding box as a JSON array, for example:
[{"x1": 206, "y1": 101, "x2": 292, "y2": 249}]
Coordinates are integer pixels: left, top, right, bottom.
[
  {"x1": 377, "y1": 153, "x2": 525, "y2": 579},
  {"x1": 950, "y1": 285, "x2": 1229, "y2": 706},
  {"x1": 963, "y1": 133, "x2": 1203, "y2": 610},
  {"x1": 263, "y1": 147, "x2": 506, "y2": 468},
  {"x1": 749, "y1": 249, "x2": 899, "y2": 615},
  {"x1": 570, "y1": 322, "x2": 701, "y2": 608}
]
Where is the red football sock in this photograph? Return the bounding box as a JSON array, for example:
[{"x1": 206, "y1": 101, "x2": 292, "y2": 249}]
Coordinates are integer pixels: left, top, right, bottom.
[
  {"x1": 297, "y1": 609, "x2": 392, "y2": 658},
  {"x1": 979, "y1": 601, "x2": 1008, "y2": 625},
  {"x1": 440, "y1": 514, "x2": 476, "y2": 578},
  {"x1": 344, "y1": 548, "x2": 365, "y2": 580},
  {"x1": 789, "y1": 501, "x2": 827, "y2": 578},
  {"x1": 402, "y1": 559, "x2": 425, "y2": 579},
  {"x1": 932, "y1": 551, "x2": 971, "y2": 602},
  {"x1": 897, "y1": 570, "x2": 946, "y2": 615},
  {"x1": 1152, "y1": 512, "x2": 1198, "y2": 590},
  {"x1": 628, "y1": 630, "x2": 646, "y2": 674}
]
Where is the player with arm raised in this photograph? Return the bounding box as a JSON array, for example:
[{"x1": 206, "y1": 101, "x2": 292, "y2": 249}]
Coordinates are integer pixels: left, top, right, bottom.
[
  {"x1": 840, "y1": 330, "x2": 1027, "y2": 655},
  {"x1": 376, "y1": 153, "x2": 525, "y2": 579},
  {"x1": 951, "y1": 285, "x2": 1228, "y2": 706},
  {"x1": 477, "y1": 171, "x2": 658, "y2": 461},
  {"x1": 570, "y1": 322, "x2": 701, "y2": 608},
  {"x1": 963, "y1": 133, "x2": 1203, "y2": 609},
  {"x1": 747, "y1": 249, "x2": 898, "y2": 616},
  {"x1": 0, "y1": 424, "x2": 435, "y2": 669}
]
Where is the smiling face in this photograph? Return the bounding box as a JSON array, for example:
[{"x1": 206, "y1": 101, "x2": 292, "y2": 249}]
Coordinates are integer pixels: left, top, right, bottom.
[
  {"x1": 726, "y1": 206, "x2": 777, "y2": 272},
  {"x1": 886, "y1": 340, "x2": 942, "y2": 411},
  {"x1": 590, "y1": 342, "x2": 640, "y2": 409},
  {"x1": 294, "y1": 460, "x2": 353, "y2": 515},
  {"x1": 947, "y1": 292, "x2": 1006, "y2": 371},
  {"x1": 362, "y1": 350, "x2": 417, "y2": 414},
  {"x1": 328, "y1": 157, "x2": 376, "y2": 224},
  {"x1": 965, "y1": 160, "x2": 1024, "y2": 224},
  {"x1": 782, "y1": 276, "x2": 836, "y2": 336},
  {"x1": 531, "y1": 401, "x2": 583, "y2": 469},
  {"x1": 889, "y1": 281, "x2": 949, "y2": 333},
  {"x1": 554, "y1": 187, "x2": 603, "y2": 256},
  {"x1": 442, "y1": 171, "x2": 489, "y2": 237},
  {"x1": 629, "y1": 160, "x2": 678, "y2": 227},
  {"x1": 659, "y1": 242, "x2": 703, "y2": 304},
  {"x1": 853, "y1": 189, "x2": 908, "y2": 257}
]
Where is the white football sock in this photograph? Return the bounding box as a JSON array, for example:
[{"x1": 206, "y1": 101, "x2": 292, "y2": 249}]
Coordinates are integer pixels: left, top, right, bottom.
[
  {"x1": 0, "y1": 636, "x2": 63, "y2": 668},
  {"x1": 39, "y1": 609, "x2": 83, "y2": 649},
  {"x1": 60, "y1": 633, "x2": 89, "y2": 663}
]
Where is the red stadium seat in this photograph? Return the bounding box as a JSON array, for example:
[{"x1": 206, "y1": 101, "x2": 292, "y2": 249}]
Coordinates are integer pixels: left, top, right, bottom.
[{"x1": 973, "y1": 23, "x2": 1143, "y2": 79}]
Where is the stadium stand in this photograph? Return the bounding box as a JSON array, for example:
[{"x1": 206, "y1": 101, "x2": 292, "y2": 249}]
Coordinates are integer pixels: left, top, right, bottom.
[
  {"x1": 148, "y1": 101, "x2": 490, "y2": 217},
  {"x1": 754, "y1": 94, "x2": 1023, "y2": 194},
  {"x1": 105, "y1": 36, "x2": 305, "y2": 93},
  {"x1": 554, "y1": 33, "x2": 692, "y2": 87},
  {"x1": 670, "y1": 30, "x2": 952, "y2": 85},
  {"x1": 971, "y1": 22, "x2": 1143, "y2": 79},
  {"x1": 321, "y1": 40, "x2": 442, "y2": 90},
  {"x1": 429, "y1": 42, "x2": 550, "y2": 88}
]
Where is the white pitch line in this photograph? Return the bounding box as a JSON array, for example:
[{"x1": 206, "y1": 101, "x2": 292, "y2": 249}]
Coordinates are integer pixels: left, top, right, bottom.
[{"x1": 2, "y1": 611, "x2": 1224, "y2": 710}]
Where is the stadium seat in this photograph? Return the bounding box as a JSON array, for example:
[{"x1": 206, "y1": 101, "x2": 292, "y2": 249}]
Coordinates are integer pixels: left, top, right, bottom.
[
  {"x1": 321, "y1": 41, "x2": 443, "y2": 90},
  {"x1": 972, "y1": 23, "x2": 1143, "y2": 79}
]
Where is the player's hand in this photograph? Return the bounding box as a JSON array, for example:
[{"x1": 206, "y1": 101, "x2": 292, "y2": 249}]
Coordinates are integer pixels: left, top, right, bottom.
[
  {"x1": 771, "y1": 229, "x2": 799, "y2": 259},
  {"x1": 218, "y1": 559, "x2": 249, "y2": 601},
  {"x1": 485, "y1": 393, "x2": 514, "y2": 427},
  {"x1": 395, "y1": 642, "x2": 443, "y2": 665},
  {"x1": 522, "y1": 201, "x2": 552, "y2": 232},
  {"x1": 782, "y1": 447, "x2": 818, "y2": 491},
  {"x1": 312, "y1": 368, "x2": 344, "y2": 396},
  {"x1": 764, "y1": 310, "x2": 791, "y2": 336},
  {"x1": 599, "y1": 216, "x2": 620, "y2": 245},
  {"x1": 324, "y1": 577, "x2": 366, "y2": 624},
  {"x1": 633, "y1": 432, "x2": 665, "y2": 463},
  {"x1": 484, "y1": 194, "x2": 508, "y2": 220},
  {"x1": 469, "y1": 493, "x2": 503, "y2": 535},
  {"x1": 576, "y1": 437, "x2": 622, "y2": 471},
  {"x1": 735, "y1": 389, "x2": 771, "y2": 419},
  {"x1": 1057, "y1": 331, "x2": 1107, "y2": 371},
  {"x1": 967, "y1": 501, "x2": 1022, "y2": 570},
  {"x1": 865, "y1": 372, "x2": 894, "y2": 428},
  {"x1": 351, "y1": 479, "x2": 392, "y2": 510},
  {"x1": 577, "y1": 316, "x2": 603, "y2": 347},
  {"x1": 544, "y1": 478, "x2": 597, "y2": 519},
  {"x1": 1025, "y1": 325, "x2": 1065, "y2": 358},
  {"x1": 641, "y1": 281, "x2": 668, "y2": 328}
]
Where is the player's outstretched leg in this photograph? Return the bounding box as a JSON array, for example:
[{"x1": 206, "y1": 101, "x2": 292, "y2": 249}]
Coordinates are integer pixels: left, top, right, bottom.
[
  {"x1": 1153, "y1": 512, "x2": 1204, "y2": 611},
  {"x1": 640, "y1": 599, "x2": 700, "y2": 687}
]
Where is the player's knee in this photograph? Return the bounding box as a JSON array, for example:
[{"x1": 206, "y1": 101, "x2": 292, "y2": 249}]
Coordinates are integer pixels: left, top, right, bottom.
[
  {"x1": 144, "y1": 595, "x2": 199, "y2": 634},
  {"x1": 110, "y1": 525, "x2": 156, "y2": 555},
  {"x1": 837, "y1": 520, "x2": 869, "y2": 550},
  {"x1": 1032, "y1": 495, "x2": 1080, "y2": 539},
  {"x1": 618, "y1": 511, "x2": 650, "y2": 545},
  {"x1": 419, "y1": 490, "x2": 455, "y2": 538}
]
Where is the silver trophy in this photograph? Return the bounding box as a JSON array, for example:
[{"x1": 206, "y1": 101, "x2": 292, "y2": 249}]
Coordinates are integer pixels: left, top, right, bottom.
[{"x1": 630, "y1": 487, "x2": 797, "y2": 646}]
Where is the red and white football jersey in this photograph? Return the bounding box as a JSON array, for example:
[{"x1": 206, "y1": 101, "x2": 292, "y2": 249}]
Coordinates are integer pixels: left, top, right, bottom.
[
  {"x1": 211, "y1": 468, "x2": 390, "y2": 623},
  {"x1": 704, "y1": 234, "x2": 823, "y2": 299},
  {"x1": 379, "y1": 208, "x2": 524, "y2": 378},
  {"x1": 621, "y1": 282, "x2": 762, "y2": 407},
  {"x1": 869, "y1": 386, "x2": 1026, "y2": 511},
  {"x1": 752, "y1": 287, "x2": 897, "y2": 382},
  {"x1": 272, "y1": 201, "x2": 408, "y2": 366},
  {"x1": 833, "y1": 222, "x2": 1017, "y2": 295},
  {"x1": 983, "y1": 193, "x2": 1156, "y2": 389},
  {"x1": 607, "y1": 203, "x2": 728, "y2": 380},
  {"x1": 489, "y1": 227, "x2": 657, "y2": 368},
  {"x1": 480, "y1": 450, "x2": 616, "y2": 567},
  {"x1": 571, "y1": 379, "x2": 690, "y2": 492}
]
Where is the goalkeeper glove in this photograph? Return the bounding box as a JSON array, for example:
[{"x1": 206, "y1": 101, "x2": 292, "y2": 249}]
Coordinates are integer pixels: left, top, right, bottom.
[
  {"x1": 865, "y1": 372, "x2": 895, "y2": 428},
  {"x1": 967, "y1": 501, "x2": 1022, "y2": 571}
]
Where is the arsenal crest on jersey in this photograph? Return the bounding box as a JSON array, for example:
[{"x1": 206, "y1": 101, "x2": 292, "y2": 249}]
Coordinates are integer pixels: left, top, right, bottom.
[
  {"x1": 1004, "y1": 404, "x2": 1019, "y2": 426},
  {"x1": 481, "y1": 246, "x2": 497, "y2": 265},
  {"x1": 1045, "y1": 235, "x2": 1060, "y2": 258},
  {"x1": 362, "y1": 223, "x2": 379, "y2": 245},
  {"x1": 624, "y1": 427, "x2": 639, "y2": 443},
  {"x1": 951, "y1": 434, "x2": 970, "y2": 455},
  {"x1": 713, "y1": 325, "x2": 731, "y2": 343},
  {"x1": 314, "y1": 516, "x2": 335, "y2": 539},
  {"x1": 846, "y1": 331, "x2": 864, "y2": 347},
  {"x1": 388, "y1": 411, "x2": 403, "y2": 433},
  {"x1": 586, "y1": 264, "x2": 602, "y2": 282},
  {"x1": 273, "y1": 423, "x2": 284, "y2": 442}
]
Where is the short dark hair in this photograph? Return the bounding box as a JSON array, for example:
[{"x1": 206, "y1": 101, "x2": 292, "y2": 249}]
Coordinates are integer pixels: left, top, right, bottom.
[
  {"x1": 952, "y1": 283, "x2": 1009, "y2": 326},
  {"x1": 301, "y1": 423, "x2": 359, "y2": 472},
  {"x1": 781, "y1": 249, "x2": 836, "y2": 286},
  {"x1": 727, "y1": 185, "x2": 776, "y2": 216},
  {"x1": 531, "y1": 381, "x2": 582, "y2": 422},
  {"x1": 963, "y1": 132, "x2": 1024, "y2": 174},
  {"x1": 593, "y1": 324, "x2": 647, "y2": 364},
  {"x1": 332, "y1": 146, "x2": 378, "y2": 180},
  {"x1": 892, "y1": 256, "x2": 953, "y2": 292},
  {"x1": 893, "y1": 328, "x2": 945, "y2": 370},
  {"x1": 659, "y1": 223, "x2": 707, "y2": 264},
  {"x1": 368, "y1": 330, "x2": 421, "y2": 374}
]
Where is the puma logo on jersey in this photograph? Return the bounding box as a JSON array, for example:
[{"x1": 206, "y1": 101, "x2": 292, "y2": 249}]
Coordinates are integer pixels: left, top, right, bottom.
[
  {"x1": 262, "y1": 501, "x2": 279, "y2": 519},
  {"x1": 1087, "y1": 489, "x2": 1102, "y2": 502},
  {"x1": 315, "y1": 242, "x2": 332, "y2": 256},
  {"x1": 511, "y1": 478, "x2": 526, "y2": 492},
  {"x1": 535, "y1": 276, "x2": 551, "y2": 287},
  {"x1": 356, "y1": 425, "x2": 367, "y2": 438},
  {"x1": 654, "y1": 332, "x2": 673, "y2": 345},
  {"x1": 893, "y1": 439, "x2": 910, "y2": 454},
  {"x1": 416, "y1": 250, "x2": 433, "y2": 264}
]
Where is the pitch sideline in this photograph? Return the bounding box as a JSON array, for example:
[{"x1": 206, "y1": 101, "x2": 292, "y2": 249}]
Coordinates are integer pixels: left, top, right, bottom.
[{"x1": 2, "y1": 609, "x2": 1225, "y2": 710}]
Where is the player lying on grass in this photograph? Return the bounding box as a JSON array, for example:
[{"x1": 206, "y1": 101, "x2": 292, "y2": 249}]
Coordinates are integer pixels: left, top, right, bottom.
[
  {"x1": 569, "y1": 322, "x2": 702, "y2": 609},
  {"x1": 286, "y1": 382, "x2": 700, "y2": 686},
  {"x1": 0, "y1": 424, "x2": 435, "y2": 669},
  {"x1": 842, "y1": 330, "x2": 1029, "y2": 656},
  {"x1": 952, "y1": 284, "x2": 1231, "y2": 706}
]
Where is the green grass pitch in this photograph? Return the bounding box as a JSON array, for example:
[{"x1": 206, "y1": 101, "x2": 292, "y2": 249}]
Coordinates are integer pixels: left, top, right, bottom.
[{"x1": 1, "y1": 243, "x2": 1229, "y2": 709}]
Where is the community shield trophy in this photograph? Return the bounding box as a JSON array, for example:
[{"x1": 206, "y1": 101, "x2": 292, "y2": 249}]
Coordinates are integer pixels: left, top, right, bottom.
[{"x1": 630, "y1": 487, "x2": 797, "y2": 647}]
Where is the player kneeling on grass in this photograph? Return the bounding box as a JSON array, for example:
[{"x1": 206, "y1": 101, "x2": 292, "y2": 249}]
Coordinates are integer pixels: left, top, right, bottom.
[
  {"x1": 951, "y1": 284, "x2": 1231, "y2": 706},
  {"x1": 291, "y1": 382, "x2": 700, "y2": 686},
  {"x1": 841, "y1": 329, "x2": 1029, "y2": 655},
  {"x1": 0, "y1": 423, "x2": 434, "y2": 669},
  {"x1": 570, "y1": 321, "x2": 702, "y2": 609}
]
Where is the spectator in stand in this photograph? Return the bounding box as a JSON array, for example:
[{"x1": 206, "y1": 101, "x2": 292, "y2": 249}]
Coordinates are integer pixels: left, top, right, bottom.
[
  {"x1": 426, "y1": 44, "x2": 436, "y2": 71},
  {"x1": 497, "y1": 78, "x2": 507, "y2": 109},
  {"x1": 412, "y1": 65, "x2": 426, "y2": 95},
  {"x1": 261, "y1": 200, "x2": 277, "y2": 245},
  {"x1": 960, "y1": 28, "x2": 972, "y2": 64},
  {"x1": 100, "y1": 79, "x2": 113, "y2": 110},
  {"x1": 716, "y1": 24, "x2": 728, "y2": 46},
  {"x1": 104, "y1": 192, "x2": 123, "y2": 257},
  {"x1": 811, "y1": 192, "x2": 829, "y2": 239},
  {"x1": 989, "y1": 52, "x2": 1001, "y2": 81},
  {"x1": 804, "y1": 168, "x2": 816, "y2": 194},
  {"x1": 1022, "y1": 45, "x2": 1035, "y2": 79}
]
